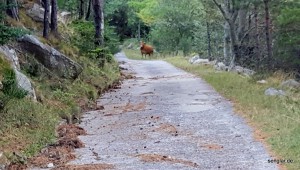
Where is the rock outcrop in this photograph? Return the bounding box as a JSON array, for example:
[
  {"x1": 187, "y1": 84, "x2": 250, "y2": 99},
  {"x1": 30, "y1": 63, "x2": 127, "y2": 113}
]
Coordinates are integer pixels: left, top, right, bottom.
[
  {"x1": 18, "y1": 35, "x2": 83, "y2": 79},
  {"x1": 26, "y1": 3, "x2": 45, "y2": 22},
  {"x1": 265, "y1": 87, "x2": 286, "y2": 96},
  {"x1": 0, "y1": 46, "x2": 37, "y2": 100},
  {"x1": 280, "y1": 79, "x2": 300, "y2": 89}
]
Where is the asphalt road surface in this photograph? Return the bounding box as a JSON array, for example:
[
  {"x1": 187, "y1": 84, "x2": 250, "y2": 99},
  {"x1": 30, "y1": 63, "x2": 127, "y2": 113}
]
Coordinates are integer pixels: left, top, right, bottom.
[{"x1": 69, "y1": 52, "x2": 278, "y2": 170}]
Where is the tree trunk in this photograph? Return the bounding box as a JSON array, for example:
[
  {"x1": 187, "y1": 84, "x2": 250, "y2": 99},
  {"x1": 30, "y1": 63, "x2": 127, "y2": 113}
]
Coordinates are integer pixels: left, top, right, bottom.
[
  {"x1": 79, "y1": 0, "x2": 84, "y2": 19},
  {"x1": 254, "y1": 3, "x2": 260, "y2": 69},
  {"x1": 6, "y1": 0, "x2": 19, "y2": 20},
  {"x1": 237, "y1": 8, "x2": 247, "y2": 42},
  {"x1": 223, "y1": 21, "x2": 231, "y2": 65},
  {"x1": 138, "y1": 20, "x2": 141, "y2": 41},
  {"x1": 43, "y1": 0, "x2": 50, "y2": 39},
  {"x1": 93, "y1": 0, "x2": 104, "y2": 46},
  {"x1": 85, "y1": 0, "x2": 92, "y2": 20},
  {"x1": 50, "y1": 0, "x2": 58, "y2": 34},
  {"x1": 229, "y1": 21, "x2": 239, "y2": 68},
  {"x1": 206, "y1": 21, "x2": 212, "y2": 59},
  {"x1": 264, "y1": 0, "x2": 272, "y2": 65},
  {"x1": 213, "y1": 0, "x2": 239, "y2": 67}
]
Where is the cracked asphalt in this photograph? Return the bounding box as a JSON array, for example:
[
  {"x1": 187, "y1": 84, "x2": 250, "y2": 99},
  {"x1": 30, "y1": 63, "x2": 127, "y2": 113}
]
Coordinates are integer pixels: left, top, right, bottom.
[{"x1": 68, "y1": 52, "x2": 278, "y2": 170}]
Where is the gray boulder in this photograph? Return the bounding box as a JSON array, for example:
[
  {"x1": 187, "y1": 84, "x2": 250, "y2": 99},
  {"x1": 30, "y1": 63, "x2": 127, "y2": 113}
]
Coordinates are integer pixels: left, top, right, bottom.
[
  {"x1": 265, "y1": 87, "x2": 286, "y2": 96},
  {"x1": 193, "y1": 58, "x2": 210, "y2": 65},
  {"x1": 233, "y1": 66, "x2": 244, "y2": 74},
  {"x1": 0, "y1": 46, "x2": 20, "y2": 70},
  {"x1": 257, "y1": 80, "x2": 267, "y2": 84},
  {"x1": 15, "y1": 70, "x2": 37, "y2": 100},
  {"x1": 18, "y1": 35, "x2": 83, "y2": 79},
  {"x1": 26, "y1": 3, "x2": 46, "y2": 22},
  {"x1": 189, "y1": 55, "x2": 200, "y2": 64},
  {"x1": 214, "y1": 62, "x2": 227, "y2": 71},
  {"x1": 58, "y1": 11, "x2": 72, "y2": 24},
  {"x1": 127, "y1": 43, "x2": 133, "y2": 49},
  {"x1": 243, "y1": 68, "x2": 255, "y2": 76},
  {"x1": 0, "y1": 46, "x2": 37, "y2": 100},
  {"x1": 280, "y1": 79, "x2": 300, "y2": 89}
]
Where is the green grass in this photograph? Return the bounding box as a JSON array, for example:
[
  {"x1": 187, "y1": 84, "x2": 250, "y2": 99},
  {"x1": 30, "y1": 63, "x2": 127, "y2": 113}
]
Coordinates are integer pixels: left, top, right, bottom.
[{"x1": 124, "y1": 49, "x2": 300, "y2": 169}]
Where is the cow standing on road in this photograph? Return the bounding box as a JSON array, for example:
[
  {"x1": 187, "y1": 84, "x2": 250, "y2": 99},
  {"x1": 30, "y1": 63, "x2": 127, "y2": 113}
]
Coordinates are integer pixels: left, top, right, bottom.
[{"x1": 140, "y1": 41, "x2": 154, "y2": 58}]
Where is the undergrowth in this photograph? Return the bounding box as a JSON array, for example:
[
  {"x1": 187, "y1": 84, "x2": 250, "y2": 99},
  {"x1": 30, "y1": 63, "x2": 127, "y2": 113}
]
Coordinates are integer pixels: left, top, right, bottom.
[{"x1": 0, "y1": 14, "x2": 120, "y2": 167}]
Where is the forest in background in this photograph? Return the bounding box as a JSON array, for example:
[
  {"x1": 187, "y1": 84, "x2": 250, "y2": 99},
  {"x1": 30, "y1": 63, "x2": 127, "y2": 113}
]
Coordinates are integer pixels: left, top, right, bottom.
[{"x1": 0, "y1": 0, "x2": 300, "y2": 169}]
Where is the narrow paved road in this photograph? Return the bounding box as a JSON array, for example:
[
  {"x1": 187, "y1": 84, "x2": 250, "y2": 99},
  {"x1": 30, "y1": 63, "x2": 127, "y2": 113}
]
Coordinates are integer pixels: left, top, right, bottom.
[{"x1": 69, "y1": 52, "x2": 278, "y2": 170}]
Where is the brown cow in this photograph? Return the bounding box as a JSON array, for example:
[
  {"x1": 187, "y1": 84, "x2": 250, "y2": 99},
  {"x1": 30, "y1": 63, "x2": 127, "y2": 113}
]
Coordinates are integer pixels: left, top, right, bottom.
[{"x1": 140, "y1": 41, "x2": 154, "y2": 58}]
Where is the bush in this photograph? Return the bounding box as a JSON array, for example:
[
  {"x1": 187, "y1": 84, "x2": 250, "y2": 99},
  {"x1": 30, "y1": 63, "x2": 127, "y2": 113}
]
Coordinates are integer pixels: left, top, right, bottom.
[
  {"x1": 70, "y1": 20, "x2": 121, "y2": 54},
  {"x1": 275, "y1": 7, "x2": 300, "y2": 73},
  {"x1": 2, "y1": 69, "x2": 27, "y2": 99}
]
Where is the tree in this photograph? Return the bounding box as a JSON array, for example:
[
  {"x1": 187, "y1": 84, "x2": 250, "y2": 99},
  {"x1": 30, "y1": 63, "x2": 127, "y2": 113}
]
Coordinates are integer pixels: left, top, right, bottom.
[
  {"x1": 50, "y1": 0, "x2": 58, "y2": 34},
  {"x1": 78, "y1": 0, "x2": 84, "y2": 19},
  {"x1": 263, "y1": 0, "x2": 272, "y2": 65},
  {"x1": 6, "y1": 0, "x2": 19, "y2": 20},
  {"x1": 93, "y1": 0, "x2": 104, "y2": 45},
  {"x1": 86, "y1": 0, "x2": 92, "y2": 20},
  {"x1": 275, "y1": 0, "x2": 300, "y2": 72},
  {"x1": 43, "y1": 0, "x2": 50, "y2": 38}
]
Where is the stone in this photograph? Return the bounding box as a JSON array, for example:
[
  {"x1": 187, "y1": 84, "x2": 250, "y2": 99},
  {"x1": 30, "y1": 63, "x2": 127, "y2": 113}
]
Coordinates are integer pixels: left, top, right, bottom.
[
  {"x1": 47, "y1": 163, "x2": 54, "y2": 168},
  {"x1": 0, "y1": 81, "x2": 3, "y2": 90},
  {"x1": 233, "y1": 66, "x2": 244, "y2": 74},
  {"x1": 58, "y1": 11, "x2": 72, "y2": 24},
  {"x1": 15, "y1": 70, "x2": 37, "y2": 100},
  {"x1": 26, "y1": 3, "x2": 46, "y2": 22},
  {"x1": 18, "y1": 35, "x2": 83, "y2": 79},
  {"x1": 127, "y1": 43, "x2": 133, "y2": 49},
  {"x1": 193, "y1": 58, "x2": 210, "y2": 65},
  {"x1": 280, "y1": 79, "x2": 300, "y2": 89},
  {"x1": 257, "y1": 80, "x2": 267, "y2": 84},
  {"x1": 243, "y1": 68, "x2": 255, "y2": 76},
  {"x1": 189, "y1": 55, "x2": 200, "y2": 64},
  {"x1": 0, "y1": 46, "x2": 37, "y2": 101},
  {"x1": 265, "y1": 87, "x2": 286, "y2": 96},
  {"x1": 0, "y1": 46, "x2": 20, "y2": 70},
  {"x1": 214, "y1": 62, "x2": 226, "y2": 71}
]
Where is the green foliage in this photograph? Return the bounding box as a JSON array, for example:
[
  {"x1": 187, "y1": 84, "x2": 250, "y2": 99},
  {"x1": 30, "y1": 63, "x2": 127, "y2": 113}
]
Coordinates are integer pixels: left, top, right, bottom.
[
  {"x1": 2, "y1": 69, "x2": 27, "y2": 99},
  {"x1": 71, "y1": 20, "x2": 120, "y2": 54},
  {"x1": 147, "y1": 0, "x2": 206, "y2": 55},
  {"x1": 0, "y1": 2, "x2": 28, "y2": 45},
  {"x1": 71, "y1": 20, "x2": 95, "y2": 53},
  {"x1": 0, "y1": 24, "x2": 28, "y2": 45},
  {"x1": 275, "y1": 5, "x2": 300, "y2": 72},
  {"x1": 57, "y1": 0, "x2": 77, "y2": 13},
  {"x1": 88, "y1": 47, "x2": 114, "y2": 67}
]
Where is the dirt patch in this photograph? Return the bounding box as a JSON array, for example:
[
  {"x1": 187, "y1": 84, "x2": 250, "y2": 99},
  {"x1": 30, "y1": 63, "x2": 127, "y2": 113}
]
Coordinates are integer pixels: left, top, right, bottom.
[
  {"x1": 155, "y1": 123, "x2": 178, "y2": 134},
  {"x1": 6, "y1": 163, "x2": 27, "y2": 170},
  {"x1": 120, "y1": 72, "x2": 136, "y2": 80},
  {"x1": 28, "y1": 124, "x2": 87, "y2": 169},
  {"x1": 123, "y1": 101, "x2": 146, "y2": 113},
  {"x1": 136, "y1": 154, "x2": 199, "y2": 168},
  {"x1": 53, "y1": 163, "x2": 115, "y2": 170},
  {"x1": 201, "y1": 144, "x2": 223, "y2": 150}
]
